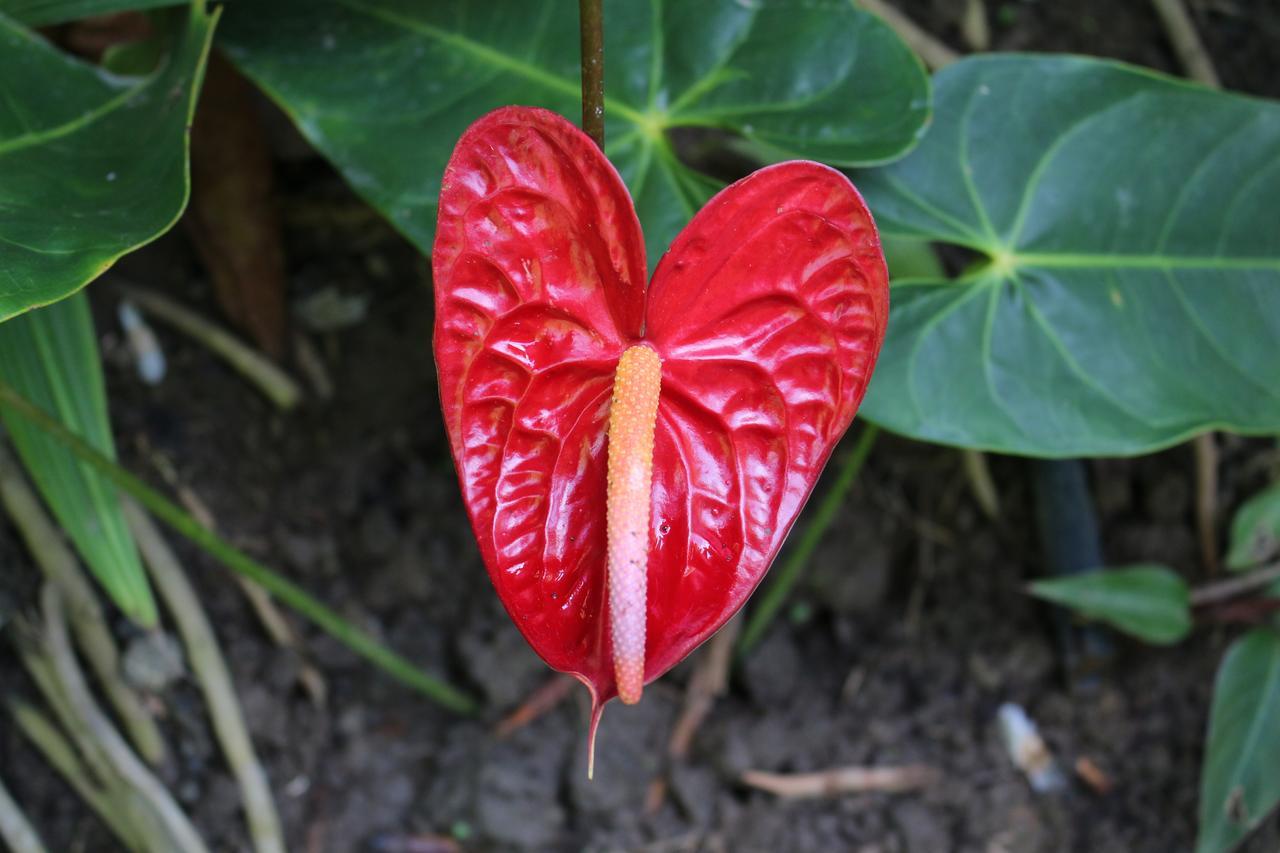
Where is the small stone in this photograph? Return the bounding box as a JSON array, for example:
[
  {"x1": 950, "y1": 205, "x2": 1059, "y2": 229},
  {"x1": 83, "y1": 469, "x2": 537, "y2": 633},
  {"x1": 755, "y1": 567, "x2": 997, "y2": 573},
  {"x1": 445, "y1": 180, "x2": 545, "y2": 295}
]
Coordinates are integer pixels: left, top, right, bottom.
[{"x1": 123, "y1": 631, "x2": 185, "y2": 692}]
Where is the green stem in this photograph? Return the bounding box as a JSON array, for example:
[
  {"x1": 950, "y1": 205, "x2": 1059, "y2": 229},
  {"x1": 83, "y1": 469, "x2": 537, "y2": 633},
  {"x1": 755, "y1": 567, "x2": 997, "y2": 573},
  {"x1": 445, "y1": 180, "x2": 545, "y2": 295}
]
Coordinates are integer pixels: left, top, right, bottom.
[
  {"x1": 738, "y1": 424, "x2": 880, "y2": 655},
  {"x1": 0, "y1": 380, "x2": 479, "y2": 716},
  {"x1": 578, "y1": 0, "x2": 605, "y2": 147}
]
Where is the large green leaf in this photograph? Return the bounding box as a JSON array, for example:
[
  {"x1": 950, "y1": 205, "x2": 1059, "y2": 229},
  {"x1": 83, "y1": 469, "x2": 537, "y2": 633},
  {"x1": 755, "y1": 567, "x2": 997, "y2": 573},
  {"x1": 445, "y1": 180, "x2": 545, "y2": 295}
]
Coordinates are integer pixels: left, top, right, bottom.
[
  {"x1": 0, "y1": 293, "x2": 155, "y2": 625},
  {"x1": 1226, "y1": 482, "x2": 1280, "y2": 571},
  {"x1": 0, "y1": 4, "x2": 217, "y2": 322},
  {"x1": 0, "y1": 0, "x2": 184, "y2": 26},
  {"x1": 219, "y1": 0, "x2": 929, "y2": 267},
  {"x1": 1028, "y1": 564, "x2": 1192, "y2": 645},
  {"x1": 1199, "y1": 629, "x2": 1280, "y2": 852},
  {"x1": 856, "y1": 56, "x2": 1280, "y2": 457}
]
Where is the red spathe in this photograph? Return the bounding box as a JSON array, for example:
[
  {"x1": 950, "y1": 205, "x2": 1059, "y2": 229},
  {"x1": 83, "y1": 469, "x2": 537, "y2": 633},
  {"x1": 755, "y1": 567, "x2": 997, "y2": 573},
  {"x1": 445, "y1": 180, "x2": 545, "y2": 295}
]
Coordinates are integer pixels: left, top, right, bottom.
[{"x1": 432, "y1": 105, "x2": 889, "y2": 711}]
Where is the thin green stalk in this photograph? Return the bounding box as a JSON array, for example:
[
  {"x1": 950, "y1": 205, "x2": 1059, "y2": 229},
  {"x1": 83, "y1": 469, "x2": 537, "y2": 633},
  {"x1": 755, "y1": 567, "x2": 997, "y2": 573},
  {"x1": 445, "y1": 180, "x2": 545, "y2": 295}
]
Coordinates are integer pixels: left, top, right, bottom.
[
  {"x1": 0, "y1": 772, "x2": 46, "y2": 853},
  {"x1": 8, "y1": 700, "x2": 143, "y2": 852},
  {"x1": 738, "y1": 424, "x2": 880, "y2": 655},
  {"x1": 578, "y1": 0, "x2": 605, "y2": 147},
  {"x1": 118, "y1": 287, "x2": 302, "y2": 411},
  {"x1": 126, "y1": 503, "x2": 284, "y2": 853},
  {"x1": 40, "y1": 584, "x2": 209, "y2": 853},
  {"x1": 0, "y1": 379, "x2": 479, "y2": 715}
]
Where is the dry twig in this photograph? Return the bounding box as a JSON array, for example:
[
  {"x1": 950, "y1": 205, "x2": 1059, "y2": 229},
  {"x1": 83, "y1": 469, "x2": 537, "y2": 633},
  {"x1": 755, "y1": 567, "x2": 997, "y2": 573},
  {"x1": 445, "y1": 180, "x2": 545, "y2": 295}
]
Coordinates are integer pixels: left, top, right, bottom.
[
  {"x1": 741, "y1": 764, "x2": 940, "y2": 798},
  {"x1": 494, "y1": 674, "x2": 577, "y2": 738}
]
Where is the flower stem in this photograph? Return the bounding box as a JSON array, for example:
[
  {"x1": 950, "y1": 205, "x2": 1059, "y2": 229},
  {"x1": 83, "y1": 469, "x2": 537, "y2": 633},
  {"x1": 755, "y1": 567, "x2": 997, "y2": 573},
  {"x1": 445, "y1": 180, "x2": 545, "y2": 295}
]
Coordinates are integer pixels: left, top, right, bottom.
[{"x1": 578, "y1": 0, "x2": 605, "y2": 147}]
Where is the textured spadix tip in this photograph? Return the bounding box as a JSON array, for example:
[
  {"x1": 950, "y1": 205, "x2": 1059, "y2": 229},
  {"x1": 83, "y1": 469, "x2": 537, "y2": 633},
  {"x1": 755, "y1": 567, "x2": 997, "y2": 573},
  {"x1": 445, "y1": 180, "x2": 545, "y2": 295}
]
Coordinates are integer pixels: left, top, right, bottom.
[{"x1": 606, "y1": 343, "x2": 662, "y2": 707}]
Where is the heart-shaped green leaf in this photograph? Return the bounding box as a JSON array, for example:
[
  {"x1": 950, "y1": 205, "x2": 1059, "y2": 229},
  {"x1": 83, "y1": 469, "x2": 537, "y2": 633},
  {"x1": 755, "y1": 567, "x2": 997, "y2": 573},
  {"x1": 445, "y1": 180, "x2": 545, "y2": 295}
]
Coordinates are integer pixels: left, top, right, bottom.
[
  {"x1": 0, "y1": 4, "x2": 216, "y2": 322},
  {"x1": 856, "y1": 56, "x2": 1280, "y2": 456},
  {"x1": 1199, "y1": 629, "x2": 1280, "y2": 853},
  {"x1": 0, "y1": 293, "x2": 154, "y2": 625},
  {"x1": 1028, "y1": 564, "x2": 1192, "y2": 645},
  {"x1": 218, "y1": 0, "x2": 929, "y2": 267}
]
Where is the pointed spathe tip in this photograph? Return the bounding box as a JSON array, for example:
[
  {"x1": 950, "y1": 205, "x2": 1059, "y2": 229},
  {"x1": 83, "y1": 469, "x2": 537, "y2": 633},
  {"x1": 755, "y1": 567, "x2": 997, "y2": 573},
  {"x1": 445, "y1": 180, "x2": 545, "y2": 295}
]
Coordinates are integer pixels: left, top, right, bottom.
[{"x1": 586, "y1": 693, "x2": 606, "y2": 780}]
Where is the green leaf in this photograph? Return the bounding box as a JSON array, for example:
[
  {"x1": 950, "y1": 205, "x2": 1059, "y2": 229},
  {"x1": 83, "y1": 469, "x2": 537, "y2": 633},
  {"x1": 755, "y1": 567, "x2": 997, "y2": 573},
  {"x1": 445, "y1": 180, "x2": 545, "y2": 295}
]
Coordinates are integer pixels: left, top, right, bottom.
[
  {"x1": 1198, "y1": 629, "x2": 1280, "y2": 853},
  {"x1": 882, "y1": 235, "x2": 944, "y2": 281},
  {"x1": 0, "y1": 4, "x2": 217, "y2": 322},
  {"x1": 856, "y1": 56, "x2": 1280, "y2": 456},
  {"x1": 1226, "y1": 482, "x2": 1280, "y2": 572},
  {"x1": 0, "y1": 293, "x2": 155, "y2": 625},
  {"x1": 0, "y1": 0, "x2": 185, "y2": 27},
  {"x1": 1028, "y1": 564, "x2": 1192, "y2": 645},
  {"x1": 219, "y1": 0, "x2": 929, "y2": 268}
]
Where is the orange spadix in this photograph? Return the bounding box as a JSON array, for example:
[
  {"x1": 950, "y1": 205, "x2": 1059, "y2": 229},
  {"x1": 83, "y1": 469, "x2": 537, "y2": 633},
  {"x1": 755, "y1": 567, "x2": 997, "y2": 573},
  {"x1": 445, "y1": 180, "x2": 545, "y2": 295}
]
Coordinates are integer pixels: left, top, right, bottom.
[{"x1": 605, "y1": 343, "x2": 662, "y2": 705}]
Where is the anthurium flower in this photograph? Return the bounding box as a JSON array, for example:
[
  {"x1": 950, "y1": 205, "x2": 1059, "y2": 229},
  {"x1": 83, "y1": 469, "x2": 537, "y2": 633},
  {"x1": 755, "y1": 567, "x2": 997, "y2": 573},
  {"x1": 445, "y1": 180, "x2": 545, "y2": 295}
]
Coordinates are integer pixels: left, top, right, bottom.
[{"x1": 433, "y1": 106, "x2": 888, "y2": 764}]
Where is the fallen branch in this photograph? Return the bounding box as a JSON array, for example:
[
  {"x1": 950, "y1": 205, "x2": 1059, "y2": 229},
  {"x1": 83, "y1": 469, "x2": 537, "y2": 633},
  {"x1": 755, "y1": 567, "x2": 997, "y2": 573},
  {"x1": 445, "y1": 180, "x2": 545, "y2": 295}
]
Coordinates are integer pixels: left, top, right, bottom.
[
  {"x1": 0, "y1": 446, "x2": 166, "y2": 766},
  {"x1": 126, "y1": 502, "x2": 285, "y2": 853},
  {"x1": 857, "y1": 0, "x2": 960, "y2": 70},
  {"x1": 741, "y1": 763, "x2": 940, "y2": 798},
  {"x1": 118, "y1": 285, "x2": 302, "y2": 410}
]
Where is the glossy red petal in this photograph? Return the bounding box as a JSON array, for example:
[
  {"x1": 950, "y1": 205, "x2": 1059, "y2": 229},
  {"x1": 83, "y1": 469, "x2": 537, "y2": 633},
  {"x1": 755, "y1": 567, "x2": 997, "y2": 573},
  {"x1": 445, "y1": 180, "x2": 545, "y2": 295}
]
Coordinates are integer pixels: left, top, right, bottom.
[
  {"x1": 641, "y1": 162, "x2": 889, "y2": 685},
  {"x1": 432, "y1": 107, "x2": 647, "y2": 697},
  {"x1": 434, "y1": 108, "x2": 888, "y2": 710}
]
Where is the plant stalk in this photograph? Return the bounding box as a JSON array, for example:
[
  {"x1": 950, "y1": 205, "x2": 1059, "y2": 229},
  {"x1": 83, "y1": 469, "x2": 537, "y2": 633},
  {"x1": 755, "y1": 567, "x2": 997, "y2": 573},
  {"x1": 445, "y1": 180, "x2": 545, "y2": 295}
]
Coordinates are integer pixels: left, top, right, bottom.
[
  {"x1": 8, "y1": 700, "x2": 143, "y2": 852},
  {"x1": 578, "y1": 0, "x2": 605, "y2": 147},
  {"x1": 0, "y1": 379, "x2": 479, "y2": 715},
  {"x1": 738, "y1": 424, "x2": 879, "y2": 654},
  {"x1": 118, "y1": 286, "x2": 302, "y2": 411},
  {"x1": 1191, "y1": 562, "x2": 1280, "y2": 608},
  {"x1": 0, "y1": 773, "x2": 47, "y2": 853},
  {"x1": 126, "y1": 503, "x2": 285, "y2": 853},
  {"x1": 0, "y1": 445, "x2": 167, "y2": 766},
  {"x1": 39, "y1": 584, "x2": 210, "y2": 853},
  {"x1": 1150, "y1": 0, "x2": 1219, "y2": 87}
]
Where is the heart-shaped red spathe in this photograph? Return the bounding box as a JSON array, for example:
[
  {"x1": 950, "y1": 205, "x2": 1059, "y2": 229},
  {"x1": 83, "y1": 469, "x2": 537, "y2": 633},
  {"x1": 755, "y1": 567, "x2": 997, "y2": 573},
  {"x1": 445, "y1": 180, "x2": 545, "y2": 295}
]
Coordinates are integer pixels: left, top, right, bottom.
[{"x1": 433, "y1": 106, "x2": 888, "y2": 713}]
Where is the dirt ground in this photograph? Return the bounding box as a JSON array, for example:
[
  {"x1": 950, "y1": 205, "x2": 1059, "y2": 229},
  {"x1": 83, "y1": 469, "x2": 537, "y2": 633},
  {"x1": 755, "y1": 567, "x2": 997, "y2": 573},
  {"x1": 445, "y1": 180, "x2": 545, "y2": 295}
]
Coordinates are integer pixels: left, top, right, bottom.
[{"x1": 2, "y1": 1, "x2": 1279, "y2": 851}]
